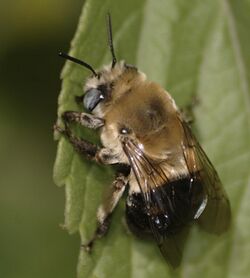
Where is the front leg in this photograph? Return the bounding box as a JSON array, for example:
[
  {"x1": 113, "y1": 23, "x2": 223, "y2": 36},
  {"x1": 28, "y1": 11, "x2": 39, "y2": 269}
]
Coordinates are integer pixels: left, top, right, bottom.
[
  {"x1": 54, "y1": 124, "x2": 99, "y2": 160},
  {"x1": 63, "y1": 111, "x2": 104, "y2": 129},
  {"x1": 82, "y1": 173, "x2": 127, "y2": 252}
]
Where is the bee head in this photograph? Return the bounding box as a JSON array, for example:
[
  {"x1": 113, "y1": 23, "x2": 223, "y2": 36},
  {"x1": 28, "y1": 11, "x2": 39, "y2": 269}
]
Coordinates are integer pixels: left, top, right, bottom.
[
  {"x1": 59, "y1": 14, "x2": 143, "y2": 117},
  {"x1": 83, "y1": 61, "x2": 142, "y2": 116}
]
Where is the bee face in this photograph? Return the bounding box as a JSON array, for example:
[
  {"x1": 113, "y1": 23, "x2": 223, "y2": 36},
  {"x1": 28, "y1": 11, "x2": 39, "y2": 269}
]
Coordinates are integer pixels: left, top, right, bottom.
[{"x1": 82, "y1": 62, "x2": 145, "y2": 117}]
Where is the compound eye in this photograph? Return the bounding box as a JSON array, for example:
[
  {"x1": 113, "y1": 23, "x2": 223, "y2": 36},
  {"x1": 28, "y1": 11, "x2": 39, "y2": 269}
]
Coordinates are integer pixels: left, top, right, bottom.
[{"x1": 83, "y1": 88, "x2": 104, "y2": 111}]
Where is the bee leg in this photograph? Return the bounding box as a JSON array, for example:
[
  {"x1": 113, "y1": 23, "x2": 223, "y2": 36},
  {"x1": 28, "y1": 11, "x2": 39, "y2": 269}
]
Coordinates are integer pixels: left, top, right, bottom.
[
  {"x1": 180, "y1": 95, "x2": 199, "y2": 124},
  {"x1": 180, "y1": 110, "x2": 193, "y2": 125},
  {"x1": 54, "y1": 124, "x2": 120, "y2": 164},
  {"x1": 82, "y1": 174, "x2": 127, "y2": 252},
  {"x1": 81, "y1": 216, "x2": 112, "y2": 253},
  {"x1": 54, "y1": 124, "x2": 99, "y2": 160},
  {"x1": 62, "y1": 111, "x2": 104, "y2": 129}
]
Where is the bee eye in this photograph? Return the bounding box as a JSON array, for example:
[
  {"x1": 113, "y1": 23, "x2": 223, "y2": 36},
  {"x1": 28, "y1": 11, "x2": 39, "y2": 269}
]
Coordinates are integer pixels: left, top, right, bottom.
[{"x1": 83, "y1": 88, "x2": 105, "y2": 111}]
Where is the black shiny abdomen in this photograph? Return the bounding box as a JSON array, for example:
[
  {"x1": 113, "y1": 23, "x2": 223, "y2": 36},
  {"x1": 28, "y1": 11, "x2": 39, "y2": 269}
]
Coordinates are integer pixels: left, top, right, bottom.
[
  {"x1": 126, "y1": 176, "x2": 205, "y2": 237},
  {"x1": 125, "y1": 191, "x2": 151, "y2": 237}
]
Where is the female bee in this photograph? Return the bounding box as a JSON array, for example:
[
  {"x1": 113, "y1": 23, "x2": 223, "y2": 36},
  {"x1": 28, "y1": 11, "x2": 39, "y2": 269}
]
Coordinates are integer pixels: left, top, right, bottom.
[{"x1": 55, "y1": 14, "x2": 231, "y2": 267}]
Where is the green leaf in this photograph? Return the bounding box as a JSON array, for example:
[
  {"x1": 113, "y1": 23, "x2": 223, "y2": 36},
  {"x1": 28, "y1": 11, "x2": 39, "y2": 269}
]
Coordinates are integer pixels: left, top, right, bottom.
[{"x1": 53, "y1": 0, "x2": 250, "y2": 277}]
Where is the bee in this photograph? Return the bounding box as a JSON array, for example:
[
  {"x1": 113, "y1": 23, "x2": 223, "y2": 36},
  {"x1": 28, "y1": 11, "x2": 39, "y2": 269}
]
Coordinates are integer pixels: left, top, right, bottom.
[{"x1": 55, "y1": 14, "x2": 231, "y2": 268}]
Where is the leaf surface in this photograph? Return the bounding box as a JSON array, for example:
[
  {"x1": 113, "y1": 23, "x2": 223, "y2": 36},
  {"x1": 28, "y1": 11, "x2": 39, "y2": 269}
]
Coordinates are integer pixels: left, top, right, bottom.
[{"x1": 54, "y1": 0, "x2": 250, "y2": 277}]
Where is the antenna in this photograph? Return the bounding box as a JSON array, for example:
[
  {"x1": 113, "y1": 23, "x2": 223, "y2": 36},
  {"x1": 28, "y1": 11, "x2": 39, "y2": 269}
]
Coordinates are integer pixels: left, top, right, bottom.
[
  {"x1": 58, "y1": 51, "x2": 97, "y2": 77},
  {"x1": 106, "y1": 13, "x2": 117, "y2": 68}
]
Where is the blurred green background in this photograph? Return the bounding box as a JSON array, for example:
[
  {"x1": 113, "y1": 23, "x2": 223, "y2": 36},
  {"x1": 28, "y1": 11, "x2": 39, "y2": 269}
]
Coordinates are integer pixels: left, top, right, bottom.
[{"x1": 0, "y1": 1, "x2": 85, "y2": 277}]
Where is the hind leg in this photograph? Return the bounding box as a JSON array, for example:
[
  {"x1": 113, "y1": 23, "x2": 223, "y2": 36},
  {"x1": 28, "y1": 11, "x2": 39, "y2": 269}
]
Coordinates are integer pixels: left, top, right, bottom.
[{"x1": 82, "y1": 174, "x2": 128, "y2": 252}]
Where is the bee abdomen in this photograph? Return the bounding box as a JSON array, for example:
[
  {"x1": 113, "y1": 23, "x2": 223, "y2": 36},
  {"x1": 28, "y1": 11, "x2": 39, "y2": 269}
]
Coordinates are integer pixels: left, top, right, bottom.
[
  {"x1": 126, "y1": 176, "x2": 205, "y2": 237},
  {"x1": 125, "y1": 192, "x2": 152, "y2": 238}
]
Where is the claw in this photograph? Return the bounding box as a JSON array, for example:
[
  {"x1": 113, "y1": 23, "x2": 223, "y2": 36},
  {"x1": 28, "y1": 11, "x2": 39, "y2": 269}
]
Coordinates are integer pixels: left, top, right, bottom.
[
  {"x1": 62, "y1": 111, "x2": 75, "y2": 122},
  {"x1": 81, "y1": 240, "x2": 94, "y2": 253},
  {"x1": 53, "y1": 124, "x2": 67, "y2": 135},
  {"x1": 53, "y1": 123, "x2": 70, "y2": 138},
  {"x1": 53, "y1": 124, "x2": 64, "y2": 133}
]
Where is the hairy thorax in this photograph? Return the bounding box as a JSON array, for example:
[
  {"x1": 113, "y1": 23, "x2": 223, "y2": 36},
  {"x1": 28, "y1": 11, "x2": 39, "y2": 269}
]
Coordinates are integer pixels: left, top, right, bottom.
[{"x1": 100, "y1": 80, "x2": 189, "y2": 192}]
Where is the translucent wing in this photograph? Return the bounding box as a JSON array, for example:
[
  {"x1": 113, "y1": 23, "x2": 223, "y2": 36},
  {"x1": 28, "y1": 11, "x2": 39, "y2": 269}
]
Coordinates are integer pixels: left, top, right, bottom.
[
  {"x1": 180, "y1": 119, "x2": 231, "y2": 234},
  {"x1": 123, "y1": 139, "x2": 207, "y2": 267},
  {"x1": 122, "y1": 118, "x2": 231, "y2": 267}
]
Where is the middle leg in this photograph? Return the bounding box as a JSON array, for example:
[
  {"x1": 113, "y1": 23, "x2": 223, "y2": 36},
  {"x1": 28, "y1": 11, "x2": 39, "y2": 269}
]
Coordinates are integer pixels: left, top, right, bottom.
[{"x1": 54, "y1": 124, "x2": 119, "y2": 164}]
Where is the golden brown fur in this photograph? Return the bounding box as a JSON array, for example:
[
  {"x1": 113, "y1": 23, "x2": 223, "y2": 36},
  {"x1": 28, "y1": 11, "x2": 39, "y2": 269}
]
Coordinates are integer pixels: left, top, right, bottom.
[{"x1": 84, "y1": 62, "x2": 192, "y2": 192}]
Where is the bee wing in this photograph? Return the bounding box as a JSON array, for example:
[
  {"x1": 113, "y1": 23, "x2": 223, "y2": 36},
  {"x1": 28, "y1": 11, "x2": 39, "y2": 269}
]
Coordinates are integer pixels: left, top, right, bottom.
[
  {"x1": 180, "y1": 119, "x2": 231, "y2": 234},
  {"x1": 123, "y1": 118, "x2": 231, "y2": 267},
  {"x1": 157, "y1": 227, "x2": 190, "y2": 268},
  {"x1": 123, "y1": 139, "x2": 205, "y2": 267}
]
